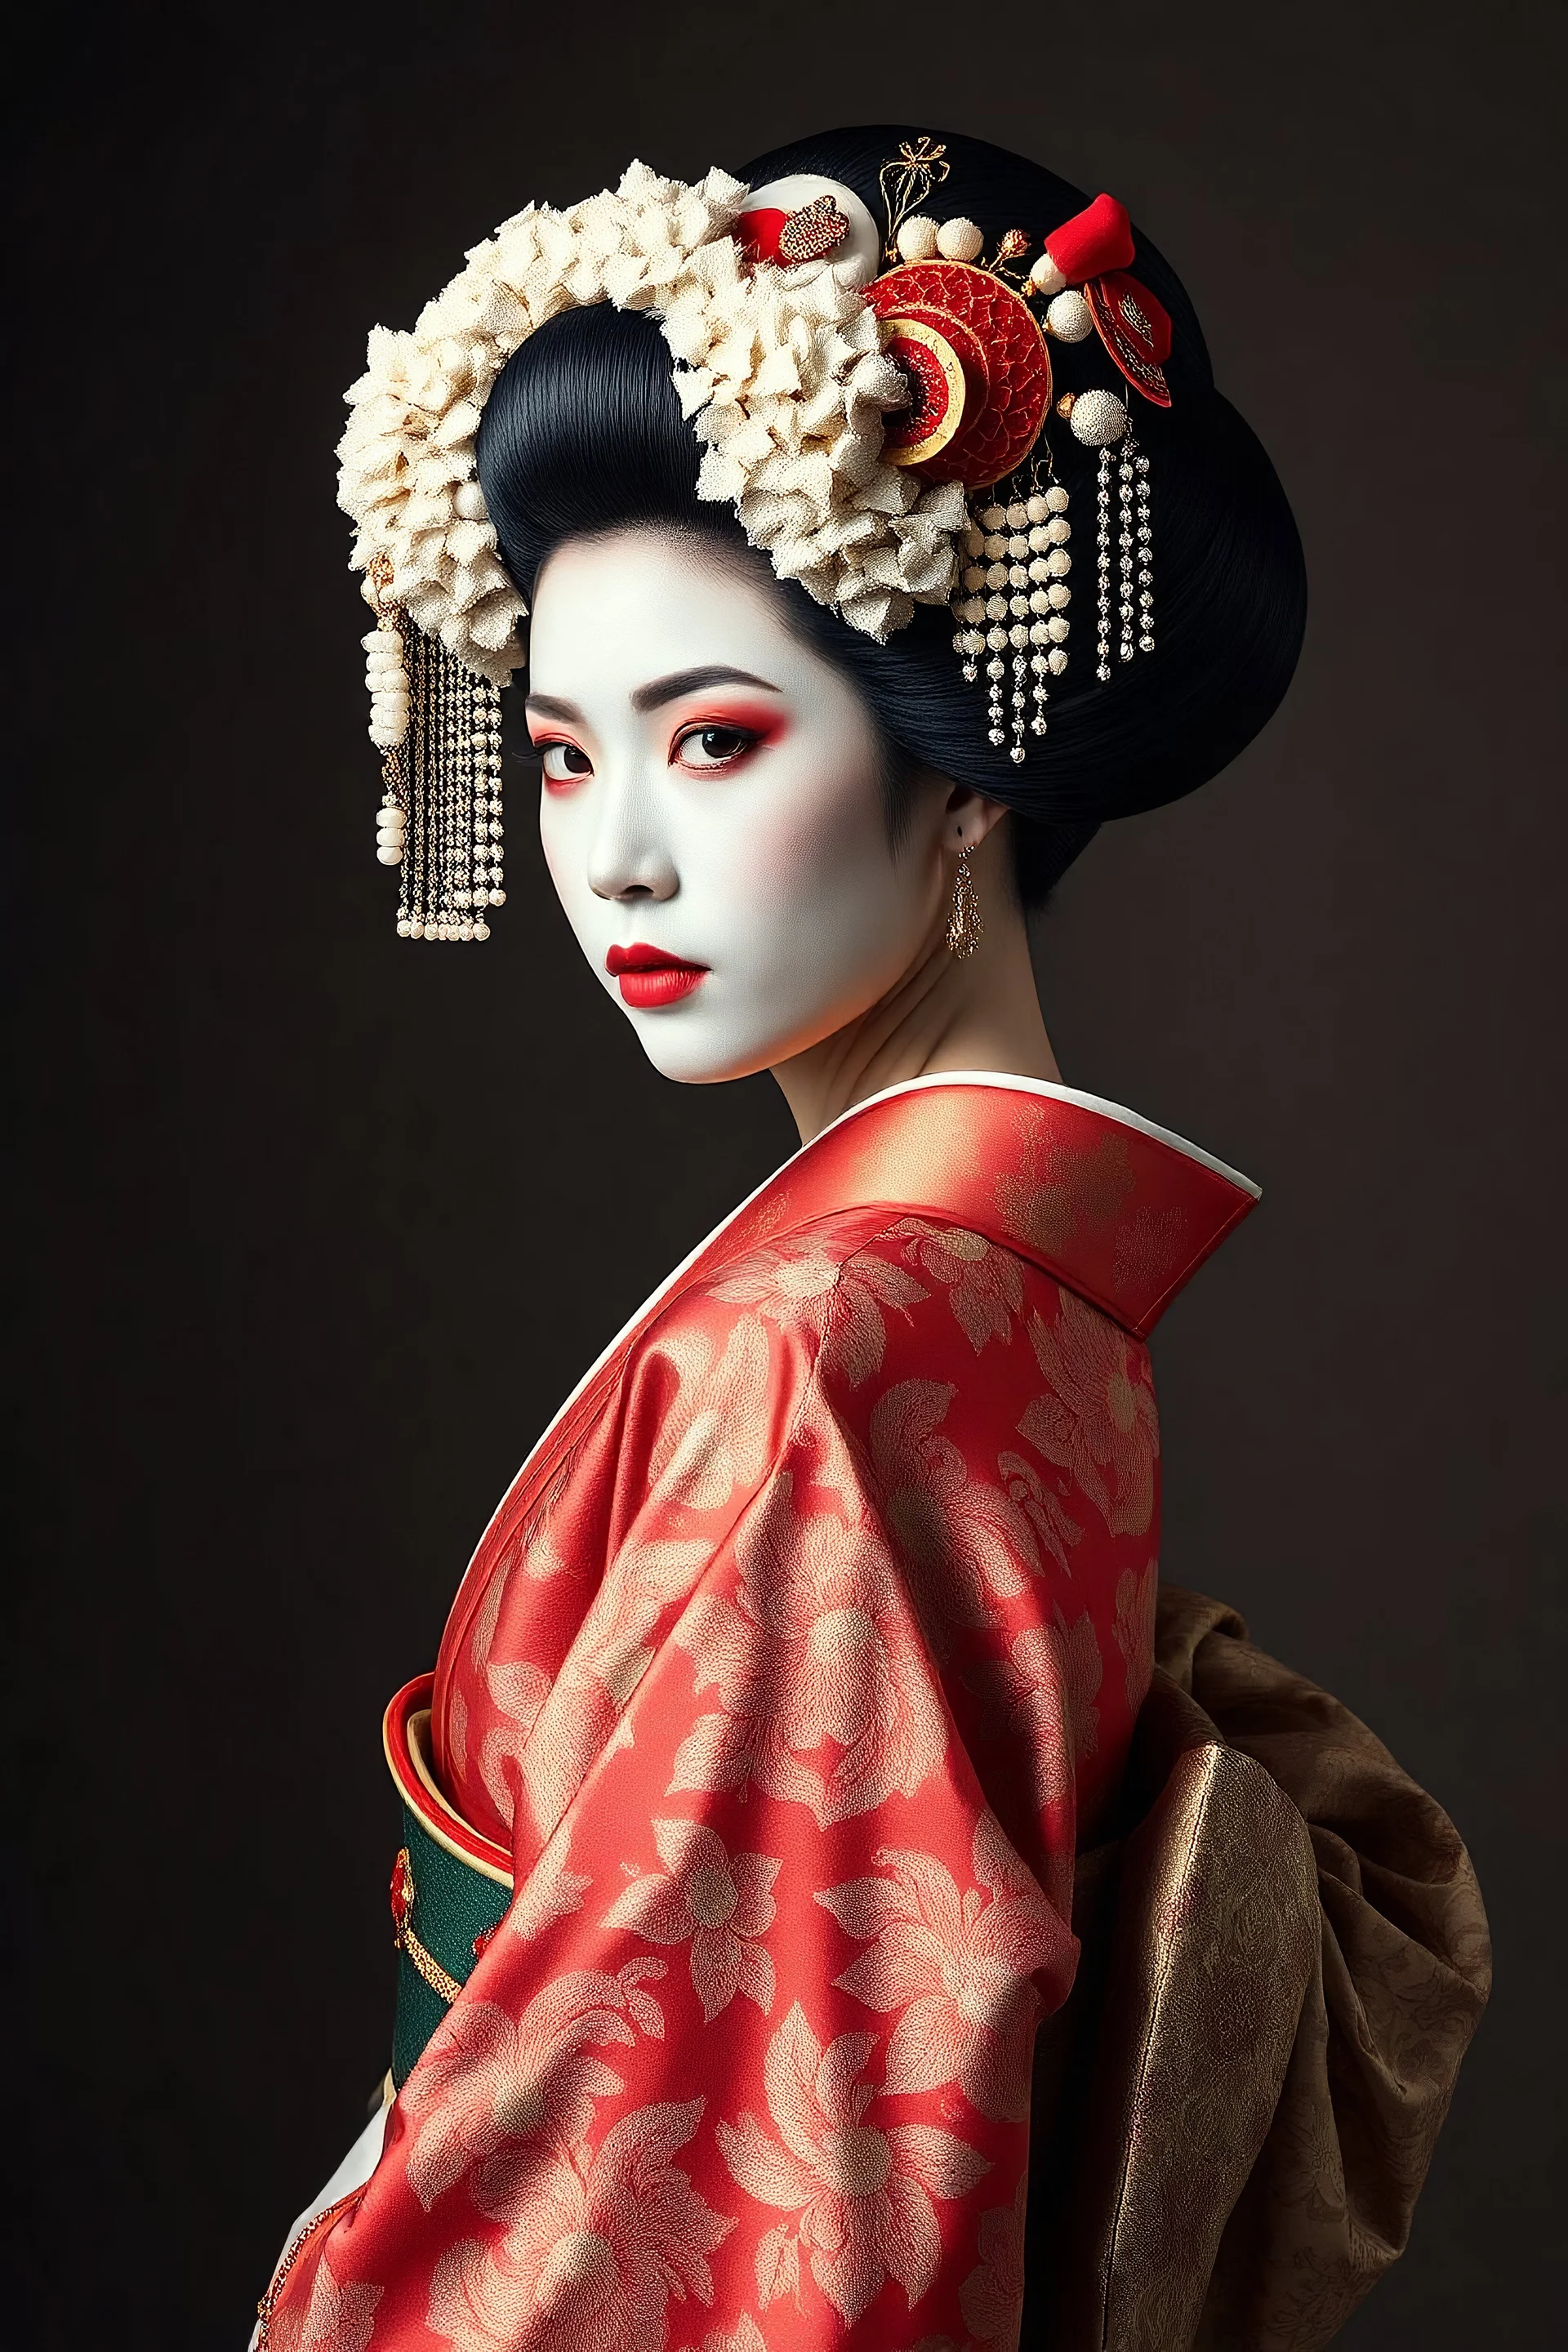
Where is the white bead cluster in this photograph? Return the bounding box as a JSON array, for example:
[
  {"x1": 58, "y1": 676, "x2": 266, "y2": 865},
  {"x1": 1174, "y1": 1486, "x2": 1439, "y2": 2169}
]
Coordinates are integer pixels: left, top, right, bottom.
[
  {"x1": 950, "y1": 484, "x2": 1071, "y2": 761},
  {"x1": 894, "y1": 214, "x2": 985, "y2": 263},
  {"x1": 1044, "y1": 290, "x2": 1094, "y2": 343},
  {"x1": 363, "y1": 626, "x2": 408, "y2": 751},
  {"x1": 376, "y1": 800, "x2": 405, "y2": 866},
  {"x1": 364, "y1": 612, "x2": 411, "y2": 872},
  {"x1": 1068, "y1": 386, "x2": 1129, "y2": 448}
]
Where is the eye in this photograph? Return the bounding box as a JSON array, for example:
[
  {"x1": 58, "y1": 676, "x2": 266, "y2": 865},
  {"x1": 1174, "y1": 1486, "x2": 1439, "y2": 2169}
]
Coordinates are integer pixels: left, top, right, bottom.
[
  {"x1": 537, "y1": 739, "x2": 594, "y2": 783},
  {"x1": 674, "y1": 722, "x2": 763, "y2": 772}
]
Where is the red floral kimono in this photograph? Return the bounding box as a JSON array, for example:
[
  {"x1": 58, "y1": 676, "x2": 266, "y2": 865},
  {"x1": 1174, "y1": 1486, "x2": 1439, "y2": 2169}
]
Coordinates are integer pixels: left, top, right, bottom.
[{"x1": 262, "y1": 1074, "x2": 1263, "y2": 2351}]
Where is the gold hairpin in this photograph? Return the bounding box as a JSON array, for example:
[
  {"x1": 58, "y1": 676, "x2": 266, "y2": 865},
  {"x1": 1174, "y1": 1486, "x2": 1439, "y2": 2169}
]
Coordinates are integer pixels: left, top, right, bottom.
[{"x1": 878, "y1": 136, "x2": 951, "y2": 261}]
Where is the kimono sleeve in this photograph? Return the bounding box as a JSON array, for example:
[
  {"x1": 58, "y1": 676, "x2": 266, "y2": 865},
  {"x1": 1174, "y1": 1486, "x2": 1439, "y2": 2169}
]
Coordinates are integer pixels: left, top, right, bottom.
[{"x1": 271, "y1": 1347, "x2": 1080, "y2": 2352}]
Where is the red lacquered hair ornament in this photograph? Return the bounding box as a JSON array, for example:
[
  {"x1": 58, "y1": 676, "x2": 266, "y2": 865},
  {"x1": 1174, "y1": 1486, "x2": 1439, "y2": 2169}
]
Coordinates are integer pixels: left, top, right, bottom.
[
  {"x1": 1087, "y1": 270, "x2": 1173, "y2": 404},
  {"x1": 867, "y1": 262, "x2": 1053, "y2": 488}
]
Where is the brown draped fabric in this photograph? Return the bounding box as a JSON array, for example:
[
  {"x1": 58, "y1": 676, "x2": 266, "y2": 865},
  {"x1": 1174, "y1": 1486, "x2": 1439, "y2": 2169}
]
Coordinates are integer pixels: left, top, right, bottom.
[{"x1": 1023, "y1": 1586, "x2": 1491, "y2": 2350}]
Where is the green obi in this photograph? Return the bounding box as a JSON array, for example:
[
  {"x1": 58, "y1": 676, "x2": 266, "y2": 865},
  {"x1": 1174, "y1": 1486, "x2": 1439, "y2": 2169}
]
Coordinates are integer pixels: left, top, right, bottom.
[{"x1": 383, "y1": 1676, "x2": 512, "y2": 2089}]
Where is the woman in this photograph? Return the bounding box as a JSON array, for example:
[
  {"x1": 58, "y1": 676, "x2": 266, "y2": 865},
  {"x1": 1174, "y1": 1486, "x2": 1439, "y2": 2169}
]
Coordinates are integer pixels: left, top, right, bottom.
[{"x1": 259, "y1": 127, "x2": 1488, "y2": 2350}]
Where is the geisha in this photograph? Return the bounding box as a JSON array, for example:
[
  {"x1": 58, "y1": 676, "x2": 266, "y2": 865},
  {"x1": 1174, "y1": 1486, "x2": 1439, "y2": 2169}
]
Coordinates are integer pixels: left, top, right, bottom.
[{"x1": 257, "y1": 127, "x2": 1490, "y2": 2350}]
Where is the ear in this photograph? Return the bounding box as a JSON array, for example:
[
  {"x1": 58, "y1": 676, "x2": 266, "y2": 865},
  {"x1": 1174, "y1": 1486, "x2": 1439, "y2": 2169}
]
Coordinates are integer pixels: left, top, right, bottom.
[{"x1": 942, "y1": 783, "x2": 1009, "y2": 854}]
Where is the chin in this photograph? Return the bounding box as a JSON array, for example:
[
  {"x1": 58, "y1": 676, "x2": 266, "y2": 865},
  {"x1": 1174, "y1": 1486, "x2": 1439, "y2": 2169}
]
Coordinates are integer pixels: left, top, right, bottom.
[
  {"x1": 604, "y1": 960, "x2": 886, "y2": 1088},
  {"x1": 614, "y1": 983, "x2": 824, "y2": 1086},
  {"x1": 628, "y1": 1017, "x2": 782, "y2": 1087}
]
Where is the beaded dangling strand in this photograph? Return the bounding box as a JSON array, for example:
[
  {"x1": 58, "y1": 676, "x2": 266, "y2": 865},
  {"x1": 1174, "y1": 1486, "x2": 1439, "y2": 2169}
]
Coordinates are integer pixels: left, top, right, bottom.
[
  {"x1": 1093, "y1": 423, "x2": 1153, "y2": 679},
  {"x1": 1027, "y1": 473, "x2": 1071, "y2": 737},
  {"x1": 960, "y1": 483, "x2": 1072, "y2": 764},
  {"x1": 970, "y1": 498, "x2": 1011, "y2": 750},
  {"x1": 1094, "y1": 445, "x2": 1114, "y2": 682},
  {"x1": 363, "y1": 556, "x2": 410, "y2": 878},
  {"x1": 951, "y1": 506, "x2": 986, "y2": 684},
  {"x1": 1117, "y1": 434, "x2": 1137, "y2": 663},
  {"x1": 401, "y1": 628, "x2": 426, "y2": 936},
  {"x1": 1004, "y1": 493, "x2": 1033, "y2": 764},
  {"x1": 1132, "y1": 438, "x2": 1154, "y2": 653},
  {"x1": 1109, "y1": 430, "x2": 1161, "y2": 667},
  {"x1": 471, "y1": 673, "x2": 506, "y2": 925},
  {"x1": 359, "y1": 552, "x2": 506, "y2": 945}
]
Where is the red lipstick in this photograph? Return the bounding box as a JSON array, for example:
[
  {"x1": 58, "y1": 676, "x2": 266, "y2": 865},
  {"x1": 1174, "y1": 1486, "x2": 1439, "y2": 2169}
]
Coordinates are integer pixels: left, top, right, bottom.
[{"x1": 605, "y1": 942, "x2": 709, "y2": 1009}]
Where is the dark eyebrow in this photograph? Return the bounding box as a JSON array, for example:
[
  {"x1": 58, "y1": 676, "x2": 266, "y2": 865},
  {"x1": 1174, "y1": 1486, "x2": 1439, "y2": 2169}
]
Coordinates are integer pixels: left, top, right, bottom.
[
  {"x1": 523, "y1": 692, "x2": 583, "y2": 724},
  {"x1": 630, "y1": 666, "x2": 782, "y2": 713},
  {"x1": 524, "y1": 666, "x2": 782, "y2": 726}
]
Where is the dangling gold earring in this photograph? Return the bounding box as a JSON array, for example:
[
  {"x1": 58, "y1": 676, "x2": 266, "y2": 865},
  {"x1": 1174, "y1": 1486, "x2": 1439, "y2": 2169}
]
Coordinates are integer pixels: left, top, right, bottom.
[{"x1": 947, "y1": 847, "x2": 982, "y2": 960}]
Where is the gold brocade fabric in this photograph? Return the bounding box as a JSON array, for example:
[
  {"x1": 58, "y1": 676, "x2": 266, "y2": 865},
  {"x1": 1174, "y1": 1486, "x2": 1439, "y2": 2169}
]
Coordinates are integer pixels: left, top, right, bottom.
[{"x1": 1023, "y1": 1586, "x2": 1491, "y2": 2350}]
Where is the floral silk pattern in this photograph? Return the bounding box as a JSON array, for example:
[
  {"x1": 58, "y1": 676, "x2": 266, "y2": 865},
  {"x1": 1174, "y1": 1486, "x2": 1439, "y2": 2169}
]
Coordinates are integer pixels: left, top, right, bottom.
[{"x1": 267, "y1": 1080, "x2": 1256, "y2": 2349}]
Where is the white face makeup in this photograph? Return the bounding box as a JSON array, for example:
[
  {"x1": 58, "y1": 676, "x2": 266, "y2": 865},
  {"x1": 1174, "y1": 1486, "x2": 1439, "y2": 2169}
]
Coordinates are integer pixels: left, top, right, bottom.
[{"x1": 526, "y1": 531, "x2": 954, "y2": 1085}]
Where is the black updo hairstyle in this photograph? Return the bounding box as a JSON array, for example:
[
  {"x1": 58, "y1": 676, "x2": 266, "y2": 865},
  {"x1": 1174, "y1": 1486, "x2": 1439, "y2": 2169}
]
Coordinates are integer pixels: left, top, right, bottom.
[{"x1": 477, "y1": 126, "x2": 1307, "y2": 904}]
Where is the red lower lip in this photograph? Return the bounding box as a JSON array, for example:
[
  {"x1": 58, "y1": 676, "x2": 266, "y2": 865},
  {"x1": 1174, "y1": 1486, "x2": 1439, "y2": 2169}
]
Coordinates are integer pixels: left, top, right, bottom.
[
  {"x1": 606, "y1": 942, "x2": 709, "y2": 1009},
  {"x1": 614, "y1": 965, "x2": 706, "y2": 1008}
]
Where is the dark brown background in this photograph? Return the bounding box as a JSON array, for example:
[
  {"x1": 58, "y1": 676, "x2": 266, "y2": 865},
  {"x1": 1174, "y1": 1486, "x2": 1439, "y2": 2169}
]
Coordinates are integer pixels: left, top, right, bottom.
[{"x1": 6, "y1": 1, "x2": 1563, "y2": 2342}]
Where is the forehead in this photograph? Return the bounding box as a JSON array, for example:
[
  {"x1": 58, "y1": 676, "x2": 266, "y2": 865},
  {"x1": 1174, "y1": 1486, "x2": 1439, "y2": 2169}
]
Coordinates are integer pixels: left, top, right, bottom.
[{"x1": 527, "y1": 529, "x2": 809, "y2": 695}]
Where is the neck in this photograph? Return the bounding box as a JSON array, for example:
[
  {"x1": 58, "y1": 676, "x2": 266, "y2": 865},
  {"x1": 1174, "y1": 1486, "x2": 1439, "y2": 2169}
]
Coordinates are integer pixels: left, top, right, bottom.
[{"x1": 770, "y1": 827, "x2": 1061, "y2": 1144}]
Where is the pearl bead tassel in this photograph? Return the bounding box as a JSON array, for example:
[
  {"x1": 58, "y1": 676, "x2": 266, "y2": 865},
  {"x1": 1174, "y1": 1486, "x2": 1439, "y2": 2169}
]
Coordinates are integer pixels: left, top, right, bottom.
[
  {"x1": 362, "y1": 590, "x2": 506, "y2": 946},
  {"x1": 1124, "y1": 439, "x2": 1155, "y2": 657},
  {"x1": 1118, "y1": 443, "x2": 1136, "y2": 663},
  {"x1": 1092, "y1": 428, "x2": 1152, "y2": 677},
  {"x1": 951, "y1": 482, "x2": 1071, "y2": 764},
  {"x1": 362, "y1": 626, "x2": 408, "y2": 751},
  {"x1": 949, "y1": 458, "x2": 1076, "y2": 751},
  {"x1": 1096, "y1": 447, "x2": 1114, "y2": 679},
  {"x1": 376, "y1": 801, "x2": 405, "y2": 867}
]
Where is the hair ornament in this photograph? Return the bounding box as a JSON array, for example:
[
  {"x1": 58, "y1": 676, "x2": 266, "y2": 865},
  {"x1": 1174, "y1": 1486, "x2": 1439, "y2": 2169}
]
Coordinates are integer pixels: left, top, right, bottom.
[
  {"x1": 1087, "y1": 270, "x2": 1173, "y2": 405},
  {"x1": 878, "y1": 136, "x2": 953, "y2": 261},
  {"x1": 868, "y1": 261, "x2": 1054, "y2": 485},
  {"x1": 864, "y1": 176, "x2": 1169, "y2": 760},
  {"x1": 337, "y1": 147, "x2": 1178, "y2": 933},
  {"x1": 737, "y1": 174, "x2": 882, "y2": 278},
  {"x1": 1045, "y1": 288, "x2": 1095, "y2": 343},
  {"x1": 1058, "y1": 385, "x2": 1129, "y2": 445},
  {"x1": 1036, "y1": 190, "x2": 1136, "y2": 286}
]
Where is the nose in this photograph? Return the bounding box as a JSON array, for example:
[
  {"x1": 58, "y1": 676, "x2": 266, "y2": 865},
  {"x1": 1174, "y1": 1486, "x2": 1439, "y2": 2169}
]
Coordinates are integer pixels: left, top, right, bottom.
[{"x1": 586, "y1": 768, "x2": 679, "y2": 903}]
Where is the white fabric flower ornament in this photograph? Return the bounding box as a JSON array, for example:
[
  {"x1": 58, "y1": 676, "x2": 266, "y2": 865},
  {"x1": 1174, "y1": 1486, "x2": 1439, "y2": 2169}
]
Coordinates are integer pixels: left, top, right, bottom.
[{"x1": 336, "y1": 161, "x2": 966, "y2": 682}]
